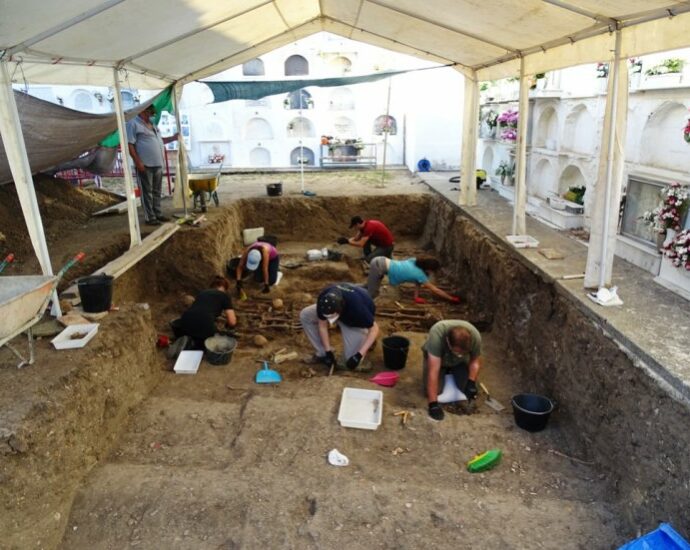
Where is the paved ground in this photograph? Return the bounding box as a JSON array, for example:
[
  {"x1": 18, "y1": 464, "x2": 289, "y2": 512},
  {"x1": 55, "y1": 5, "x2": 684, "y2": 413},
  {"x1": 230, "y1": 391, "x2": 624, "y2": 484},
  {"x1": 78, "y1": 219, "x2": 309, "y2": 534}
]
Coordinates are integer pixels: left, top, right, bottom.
[{"x1": 421, "y1": 171, "x2": 690, "y2": 403}]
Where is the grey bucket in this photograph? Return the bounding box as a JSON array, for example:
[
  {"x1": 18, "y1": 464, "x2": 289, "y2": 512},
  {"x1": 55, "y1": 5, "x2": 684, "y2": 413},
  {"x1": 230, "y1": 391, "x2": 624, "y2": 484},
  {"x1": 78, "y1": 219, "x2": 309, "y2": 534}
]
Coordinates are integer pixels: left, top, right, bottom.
[{"x1": 204, "y1": 335, "x2": 237, "y2": 366}]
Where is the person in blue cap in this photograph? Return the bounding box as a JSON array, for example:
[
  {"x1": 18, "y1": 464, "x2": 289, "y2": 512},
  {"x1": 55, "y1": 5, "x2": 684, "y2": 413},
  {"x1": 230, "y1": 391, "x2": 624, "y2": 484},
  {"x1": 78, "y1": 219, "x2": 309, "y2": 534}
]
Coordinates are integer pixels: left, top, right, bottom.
[
  {"x1": 234, "y1": 240, "x2": 281, "y2": 295},
  {"x1": 299, "y1": 283, "x2": 379, "y2": 372}
]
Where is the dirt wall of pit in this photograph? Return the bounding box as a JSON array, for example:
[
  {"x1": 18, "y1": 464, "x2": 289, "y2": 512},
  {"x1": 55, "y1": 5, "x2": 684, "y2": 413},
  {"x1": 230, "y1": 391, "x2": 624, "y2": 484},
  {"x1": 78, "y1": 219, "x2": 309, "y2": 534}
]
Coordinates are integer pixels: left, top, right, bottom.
[
  {"x1": 422, "y1": 194, "x2": 690, "y2": 533},
  {"x1": 1, "y1": 306, "x2": 162, "y2": 549}
]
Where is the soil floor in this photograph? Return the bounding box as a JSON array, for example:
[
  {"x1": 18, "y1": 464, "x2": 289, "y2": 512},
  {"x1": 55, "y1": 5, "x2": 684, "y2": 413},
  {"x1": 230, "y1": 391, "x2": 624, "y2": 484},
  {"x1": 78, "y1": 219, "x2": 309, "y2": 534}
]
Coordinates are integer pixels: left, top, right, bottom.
[{"x1": 0, "y1": 171, "x2": 634, "y2": 548}]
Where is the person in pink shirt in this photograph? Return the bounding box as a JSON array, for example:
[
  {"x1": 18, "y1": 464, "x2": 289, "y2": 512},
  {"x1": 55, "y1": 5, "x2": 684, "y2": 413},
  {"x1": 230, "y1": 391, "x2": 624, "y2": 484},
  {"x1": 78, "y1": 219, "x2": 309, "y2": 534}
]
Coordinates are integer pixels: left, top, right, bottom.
[
  {"x1": 337, "y1": 215, "x2": 395, "y2": 263},
  {"x1": 235, "y1": 240, "x2": 280, "y2": 294}
]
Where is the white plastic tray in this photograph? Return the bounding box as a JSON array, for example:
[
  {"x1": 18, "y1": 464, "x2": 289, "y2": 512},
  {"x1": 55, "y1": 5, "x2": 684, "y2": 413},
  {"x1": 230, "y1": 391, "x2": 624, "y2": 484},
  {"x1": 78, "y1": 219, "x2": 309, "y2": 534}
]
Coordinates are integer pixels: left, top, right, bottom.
[
  {"x1": 337, "y1": 387, "x2": 383, "y2": 430},
  {"x1": 51, "y1": 323, "x2": 99, "y2": 350},
  {"x1": 506, "y1": 235, "x2": 540, "y2": 249},
  {"x1": 173, "y1": 350, "x2": 203, "y2": 374},
  {"x1": 242, "y1": 227, "x2": 264, "y2": 245}
]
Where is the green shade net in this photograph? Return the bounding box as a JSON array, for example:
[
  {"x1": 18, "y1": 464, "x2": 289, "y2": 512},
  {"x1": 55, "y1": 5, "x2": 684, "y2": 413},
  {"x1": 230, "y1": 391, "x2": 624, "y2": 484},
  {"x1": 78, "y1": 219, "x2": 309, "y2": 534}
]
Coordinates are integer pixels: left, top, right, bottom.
[
  {"x1": 99, "y1": 86, "x2": 174, "y2": 147},
  {"x1": 203, "y1": 70, "x2": 409, "y2": 103}
]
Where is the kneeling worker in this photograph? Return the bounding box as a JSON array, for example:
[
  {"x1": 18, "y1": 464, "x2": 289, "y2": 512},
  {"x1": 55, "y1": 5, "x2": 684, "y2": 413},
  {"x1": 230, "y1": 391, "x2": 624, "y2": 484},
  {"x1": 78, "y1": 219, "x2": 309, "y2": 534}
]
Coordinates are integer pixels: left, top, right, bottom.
[
  {"x1": 300, "y1": 283, "x2": 379, "y2": 372},
  {"x1": 366, "y1": 256, "x2": 460, "y2": 304},
  {"x1": 169, "y1": 276, "x2": 236, "y2": 358},
  {"x1": 235, "y1": 240, "x2": 280, "y2": 295},
  {"x1": 337, "y1": 215, "x2": 394, "y2": 263},
  {"x1": 423, "y1": 320, "x2": 483, "y2": 421}
]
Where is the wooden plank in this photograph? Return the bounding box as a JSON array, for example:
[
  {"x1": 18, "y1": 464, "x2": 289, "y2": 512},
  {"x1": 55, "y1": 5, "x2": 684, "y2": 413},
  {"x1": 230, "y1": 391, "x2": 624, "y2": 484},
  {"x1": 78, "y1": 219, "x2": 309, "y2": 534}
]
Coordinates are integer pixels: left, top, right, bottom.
[{"x1": 60, "y1": 223, "x2": 179, "y2": 302}]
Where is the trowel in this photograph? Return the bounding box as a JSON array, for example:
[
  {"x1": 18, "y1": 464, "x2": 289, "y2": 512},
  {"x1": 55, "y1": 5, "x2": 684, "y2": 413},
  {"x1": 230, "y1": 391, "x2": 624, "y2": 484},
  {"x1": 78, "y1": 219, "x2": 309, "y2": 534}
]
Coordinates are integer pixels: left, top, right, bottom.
[{"x1": 479, "y1": 382, "x2": 505, "y2": 411}]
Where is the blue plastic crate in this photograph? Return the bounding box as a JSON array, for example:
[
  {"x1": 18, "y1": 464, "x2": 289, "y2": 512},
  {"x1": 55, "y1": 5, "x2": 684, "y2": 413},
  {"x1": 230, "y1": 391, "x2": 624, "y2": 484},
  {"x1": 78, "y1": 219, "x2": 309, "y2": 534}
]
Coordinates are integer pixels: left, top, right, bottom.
[{"x1": 619, "y1": 524, "x2": 690, "y2": 550}]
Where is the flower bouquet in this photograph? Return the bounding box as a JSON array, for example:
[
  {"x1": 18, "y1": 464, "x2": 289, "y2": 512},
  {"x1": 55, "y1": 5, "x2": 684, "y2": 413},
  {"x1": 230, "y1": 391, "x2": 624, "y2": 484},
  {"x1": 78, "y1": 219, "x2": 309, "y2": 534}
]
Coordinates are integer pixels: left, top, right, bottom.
[
  {"x1": 629, "y1": 58, "x2": 642, "y2": 74},
  {"x1": 684, "y1": 119, "x2": 690, "y2": 144},
  {"x1": 662, "y1": 229, "x2": 690, "y2": 271},
  {"x1": 500, "y1": 128, "x2": 517, "y2": 141},
  {"x1": 596, "y1": 63, "x2": 609, "y2": 78},
  {"x1": 640, "y1": 182, "x2": 689, "y2": 234},
  {"x1": 497, "y1": 109, "x2": 518, "y2": 128}
]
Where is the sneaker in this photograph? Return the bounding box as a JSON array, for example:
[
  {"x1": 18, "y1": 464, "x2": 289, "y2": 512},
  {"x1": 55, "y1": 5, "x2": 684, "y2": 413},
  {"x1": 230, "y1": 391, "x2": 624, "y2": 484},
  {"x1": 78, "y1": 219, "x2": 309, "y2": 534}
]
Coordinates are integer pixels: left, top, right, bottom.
[
  {"x1": 166, "y1": 335, "x2": 189, "y2": 360},
  {"x1": 156, "y1": 215, "x2": 171, "y2": 222},
  {"x1": 145, "y1": 219, "x2": 162, "y2": 226}
]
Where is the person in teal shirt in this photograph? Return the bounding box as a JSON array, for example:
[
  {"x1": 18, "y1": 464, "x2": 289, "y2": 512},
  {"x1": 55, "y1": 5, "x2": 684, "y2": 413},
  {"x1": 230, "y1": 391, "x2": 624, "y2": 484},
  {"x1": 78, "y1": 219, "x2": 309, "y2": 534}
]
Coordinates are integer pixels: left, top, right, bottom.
[{"x1": 365, "y1": 256, "x2": 460, "y2": 303}]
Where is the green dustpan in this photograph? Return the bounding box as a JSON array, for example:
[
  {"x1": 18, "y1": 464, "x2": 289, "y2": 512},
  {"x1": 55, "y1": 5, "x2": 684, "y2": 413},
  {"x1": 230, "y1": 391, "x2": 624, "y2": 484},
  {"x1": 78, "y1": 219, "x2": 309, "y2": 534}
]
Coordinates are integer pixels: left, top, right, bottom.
[{"x1": 255, "y1": 361, "x2": 282, "y2": 384}]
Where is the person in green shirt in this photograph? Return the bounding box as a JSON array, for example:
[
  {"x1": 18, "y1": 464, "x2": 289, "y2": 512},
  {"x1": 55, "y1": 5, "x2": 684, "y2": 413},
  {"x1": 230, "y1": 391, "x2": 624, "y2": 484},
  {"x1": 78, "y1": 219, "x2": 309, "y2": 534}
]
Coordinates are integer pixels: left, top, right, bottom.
[{"x1": 422, "y1": 320, "x2": 483, "y2": 421}]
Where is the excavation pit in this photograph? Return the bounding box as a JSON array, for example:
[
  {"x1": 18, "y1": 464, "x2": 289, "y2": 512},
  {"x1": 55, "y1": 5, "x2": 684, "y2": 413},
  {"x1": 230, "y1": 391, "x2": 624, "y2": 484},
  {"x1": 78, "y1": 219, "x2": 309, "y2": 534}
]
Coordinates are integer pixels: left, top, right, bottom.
[{"x1": 1, "y1": 189, "x2": 689, "y2": 549}]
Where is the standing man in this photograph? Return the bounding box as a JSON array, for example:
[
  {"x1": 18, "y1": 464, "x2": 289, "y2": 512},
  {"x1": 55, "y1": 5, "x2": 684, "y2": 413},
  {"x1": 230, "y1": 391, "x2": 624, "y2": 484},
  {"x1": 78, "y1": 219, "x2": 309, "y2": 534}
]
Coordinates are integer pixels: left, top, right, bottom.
[
  {"x1": 300, "y1": 283, "x2": 379, "y2": 373},
  {"x1": 337, "y1": 215, "x2": 394, "y2": 263},
  {"x1": 126, "y1": 105, "x2": 178, "y2": 226},
  {"x1": 422, "y1": 320, "x2": 483, "y2": 421}
]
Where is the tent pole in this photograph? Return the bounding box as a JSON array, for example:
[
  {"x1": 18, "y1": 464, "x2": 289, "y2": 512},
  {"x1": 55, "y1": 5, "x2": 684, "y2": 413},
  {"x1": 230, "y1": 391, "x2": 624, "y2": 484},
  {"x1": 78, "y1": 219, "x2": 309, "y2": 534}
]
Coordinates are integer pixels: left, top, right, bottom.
[
  {"x1": 112, "y1": 68, "x2": 142, "y2": 247},
  {"x1": 584, "y1": 30, "x2": 628, "y2": 289},
  {"x1": 512, "y1": 57, "x2": 530, "y2": 235},
  {"x1": 171, "y1": 83, "x2": 188, "y2": 217},
  {"x1": 378, "y1": 77, "x2": 393, "y2": 188},
  {"x1": 459, "y1": 71, "x2": 479, "y2": 206},
  {"x1": 0, "y1": 60, "x2": 61, "y2": 316}
]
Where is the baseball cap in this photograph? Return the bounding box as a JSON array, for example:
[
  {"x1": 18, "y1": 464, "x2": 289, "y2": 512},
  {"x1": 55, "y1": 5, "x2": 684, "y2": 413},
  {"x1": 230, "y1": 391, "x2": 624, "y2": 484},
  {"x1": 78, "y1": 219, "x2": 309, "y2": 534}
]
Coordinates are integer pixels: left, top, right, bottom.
[
  {"x1": 349, "y1": 215, "x2": 363, "y2": 228},
  {"x1": 246, "y1": 249, "x2": 262, "y2": 271}
]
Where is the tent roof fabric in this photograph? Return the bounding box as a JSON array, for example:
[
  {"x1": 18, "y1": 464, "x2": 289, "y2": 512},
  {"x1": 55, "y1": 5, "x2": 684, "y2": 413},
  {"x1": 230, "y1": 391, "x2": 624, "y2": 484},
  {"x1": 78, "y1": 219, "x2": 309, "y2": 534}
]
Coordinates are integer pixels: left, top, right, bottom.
[{"x1": 2, "y1": 1, "x2": 690, "y2": 87}]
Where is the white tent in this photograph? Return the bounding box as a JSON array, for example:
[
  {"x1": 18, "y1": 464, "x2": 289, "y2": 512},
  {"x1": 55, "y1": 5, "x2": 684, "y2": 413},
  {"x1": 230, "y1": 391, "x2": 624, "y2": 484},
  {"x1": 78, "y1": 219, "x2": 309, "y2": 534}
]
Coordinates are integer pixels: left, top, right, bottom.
[{"x1": 3, "y1": 0, "x2": 690, "y2": 292}]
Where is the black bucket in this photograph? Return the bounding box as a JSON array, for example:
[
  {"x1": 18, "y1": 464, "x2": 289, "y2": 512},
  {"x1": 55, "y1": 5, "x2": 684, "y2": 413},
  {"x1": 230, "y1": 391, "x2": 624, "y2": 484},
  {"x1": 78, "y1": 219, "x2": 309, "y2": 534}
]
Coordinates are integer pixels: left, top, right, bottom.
[
  {"x1": 204, "y1": 335, "x2": 237, "y2": 366},
  {"x1": 382, "y1": 336, "x2": 410, "y2": 370},
  {"x1": 78, "y1": 274, "x2": 114, "y2": 313},
  {"x1": 511, "y1": 393, "x2": 554, "y2": 432},
  {"x1": 266, "y1": 183, "x2": 282, "y2": 197}
]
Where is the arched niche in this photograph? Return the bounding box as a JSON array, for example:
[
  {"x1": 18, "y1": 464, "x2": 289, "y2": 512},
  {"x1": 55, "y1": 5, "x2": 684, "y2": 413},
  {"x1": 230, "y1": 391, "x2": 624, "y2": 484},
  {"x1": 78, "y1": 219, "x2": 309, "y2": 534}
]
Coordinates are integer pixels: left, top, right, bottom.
[
  {"x1": 373, "y1": 115, "x2": 397, "y2": 135},
  {"x1": 70, "y1": 89, "x2": 94, "y2": 112},
  {"x1": 287, "y1": 117, "x2": 315, "y2": 138},
  {"x1": 562, "y1": 104, "x2": 595, "y2": 154},
  {"x1": 558, "y1": 164, "x2": 587, "y2": 197},
  {"x1": 333, "y1": 116, "x2": 356, "y2": 137},
  {"x1": 285, "y1": 55, "x2": 309, "y2": 76},
  {"x1": 245, "y1": 117, "x2": 273, "y2": 140},
  {"x1": 640, "y1": 101, "x2": 690, "y2": 172},
  {"x1": 533, "y1": 158, "x2": 557, "y2": 199},
  {"x1": 329, "y1": 56, "x2": 352, "y2": 74},
  {"x1": 481, "y1": 146, "x2": 495, "y2": 176},
  {"x1": 250, "y1": 147, "x2": 271, "y2": 167},
  {"x1": 535, "y1": 106, "x2": 558, "y2": 150},
  {"x1": 290, "y1": 147, "x2": 315, "y2": 166},
  {"x1": 242, "y1": 58, "x2": 265, "y2": 76},
  {"x1": 285, "y1": 89, "x2": 313, "y2": 110},
  {"x1": 329, "y1": 87, "x2": 355, "y2": 110}
]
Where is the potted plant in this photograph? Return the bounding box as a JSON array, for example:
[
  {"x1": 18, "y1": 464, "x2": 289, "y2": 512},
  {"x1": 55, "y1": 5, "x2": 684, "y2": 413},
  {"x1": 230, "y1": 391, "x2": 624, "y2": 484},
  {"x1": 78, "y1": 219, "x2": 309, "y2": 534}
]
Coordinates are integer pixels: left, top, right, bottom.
[
  {"x1": 486, "y1": 110, "x2": 498, "y2": 137},
  {"x1": 495, "y1": 160, "x2": 514, "y2": 185},
  {"x1": 564, "y1": 185, "x2": 586, "y2": 205},
  {"x1": 644, "y1": 58, "x2": 685, "y2": 88}
]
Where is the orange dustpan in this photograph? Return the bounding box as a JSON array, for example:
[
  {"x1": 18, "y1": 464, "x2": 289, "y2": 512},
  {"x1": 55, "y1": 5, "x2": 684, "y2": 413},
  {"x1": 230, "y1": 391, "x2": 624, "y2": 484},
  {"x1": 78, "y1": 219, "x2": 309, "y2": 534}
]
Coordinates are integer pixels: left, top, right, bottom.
[{"x1": 369, "y1": 371, "x2": 400, "y2": 387}]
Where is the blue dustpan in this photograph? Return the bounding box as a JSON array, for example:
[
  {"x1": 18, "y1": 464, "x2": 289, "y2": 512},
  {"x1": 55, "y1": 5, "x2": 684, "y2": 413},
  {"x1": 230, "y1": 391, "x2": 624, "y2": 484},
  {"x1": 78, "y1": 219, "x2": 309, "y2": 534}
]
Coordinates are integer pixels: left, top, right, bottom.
[{"x1": 255, "y1": 361, "x2": 282, "y2": 384}]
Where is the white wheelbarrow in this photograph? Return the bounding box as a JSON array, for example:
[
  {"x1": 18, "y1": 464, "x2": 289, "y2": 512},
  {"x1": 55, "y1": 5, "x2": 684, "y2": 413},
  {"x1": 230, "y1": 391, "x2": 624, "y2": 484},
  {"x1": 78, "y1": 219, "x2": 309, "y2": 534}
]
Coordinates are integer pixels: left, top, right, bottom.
[{"x1": 0, "y1": 253, "x2": 84, "y2": 368}]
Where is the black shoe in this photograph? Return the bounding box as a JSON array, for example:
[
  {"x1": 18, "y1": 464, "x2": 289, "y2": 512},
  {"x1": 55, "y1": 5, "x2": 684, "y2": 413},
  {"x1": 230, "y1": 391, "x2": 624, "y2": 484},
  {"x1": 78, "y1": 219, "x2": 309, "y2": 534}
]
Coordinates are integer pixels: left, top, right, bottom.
[
  {"x1": 145, "y1": 219, "x2": 162, "y2": 226},
  {"x1": 156, "y1": 215, "x2": 171, "y2": 222},
  {"x1": 166, "y1": 335, "x2": 190, "y2": 360}
]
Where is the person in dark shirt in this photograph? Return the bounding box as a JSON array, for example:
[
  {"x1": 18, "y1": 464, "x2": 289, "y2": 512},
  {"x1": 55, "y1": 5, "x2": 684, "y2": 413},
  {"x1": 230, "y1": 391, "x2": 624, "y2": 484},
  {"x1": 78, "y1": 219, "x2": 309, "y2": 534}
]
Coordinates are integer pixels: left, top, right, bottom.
[
  {"x1": 169, "y1": 276, "x2": 236, "y2": 358},
  {"x1": 337, "y1": 216, "x2": 395, "y2": 263},
  {"x1": 299, "y1": 283, "x2": 379, "y2": 372}
]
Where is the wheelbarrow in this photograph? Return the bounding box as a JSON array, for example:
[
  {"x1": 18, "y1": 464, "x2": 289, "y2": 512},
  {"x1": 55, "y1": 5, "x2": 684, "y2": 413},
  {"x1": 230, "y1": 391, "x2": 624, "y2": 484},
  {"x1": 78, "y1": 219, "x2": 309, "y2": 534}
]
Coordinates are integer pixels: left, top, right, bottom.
[
  {"x1": 187, "y1": 165, "x2": 222, "y2": 213},
  {"x1": 0, "y1": 252, "x2": 84, "y2": 368}
]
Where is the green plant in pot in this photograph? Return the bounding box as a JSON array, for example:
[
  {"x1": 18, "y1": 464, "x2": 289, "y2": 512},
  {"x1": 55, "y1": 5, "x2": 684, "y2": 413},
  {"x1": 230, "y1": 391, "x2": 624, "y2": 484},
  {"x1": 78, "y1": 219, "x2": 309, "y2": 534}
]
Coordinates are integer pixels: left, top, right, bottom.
[
  {"x1": 564, "y1": 185, "x2": 586, "y2": 205},
  {"x1": 495, "y1": 160, "x2": 514, "y2": 185}
]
